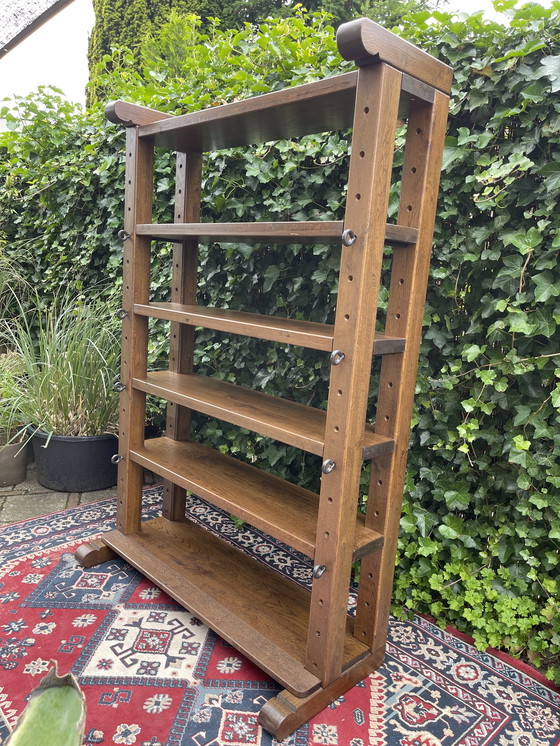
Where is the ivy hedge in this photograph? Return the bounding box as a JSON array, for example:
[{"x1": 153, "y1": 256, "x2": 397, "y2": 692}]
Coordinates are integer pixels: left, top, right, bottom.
[{"x1": 1, "y1": 3, "x2": 559, "y2": 682}]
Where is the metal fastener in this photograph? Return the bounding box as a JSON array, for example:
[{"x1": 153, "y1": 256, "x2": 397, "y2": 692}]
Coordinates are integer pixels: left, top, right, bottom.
[
  {"x1": 113, "y1": 381, "x2": 126, "y2": 392},
  {"x1": 330, "y1": 350, "x2": 345, "y2": 366},
  {"x1": 342, "y1": 228, "x2": 357, "y2": 246},
  {"x1": 313, "y1": 564, "x2": 327, "y2": 579},
  {"x1": 115, "y1": 308, "x2": 128, "y2": 319},
  {"x1": 111, "y1": 454, "x2": 124, "y2": 464},
  {"x1": 322, "y1": 459, "x2": 336, "y2": 474},
  {"x1": 117, "y1": 229, "x2": 130, "y2": 241}
]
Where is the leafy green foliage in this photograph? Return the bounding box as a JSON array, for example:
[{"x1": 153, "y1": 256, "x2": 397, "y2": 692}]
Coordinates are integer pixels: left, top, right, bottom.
[{"x1": 1, "y1": 2, "x2": 559, "y2": 682}]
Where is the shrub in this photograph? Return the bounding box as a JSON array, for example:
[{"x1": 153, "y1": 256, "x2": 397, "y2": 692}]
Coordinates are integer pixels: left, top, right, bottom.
[{"x1": 0, "y1": 3, "x2": 558, "y2": 682}]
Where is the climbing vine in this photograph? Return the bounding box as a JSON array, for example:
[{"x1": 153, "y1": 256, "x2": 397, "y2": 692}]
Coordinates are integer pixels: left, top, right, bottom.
[{"x1": 0, "y1": 3, "x2": 559, "y2": 683}]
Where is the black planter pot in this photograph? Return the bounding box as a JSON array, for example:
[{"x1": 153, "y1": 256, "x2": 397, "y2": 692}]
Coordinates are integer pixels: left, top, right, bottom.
[{"x1": 31, "y1": 431, "x2": 118, "y2": 492}]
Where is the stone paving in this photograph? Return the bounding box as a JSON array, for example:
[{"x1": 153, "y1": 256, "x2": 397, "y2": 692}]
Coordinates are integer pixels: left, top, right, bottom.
[{"x1": 0, "y1": 459, "x2": 156, "y2": 527}]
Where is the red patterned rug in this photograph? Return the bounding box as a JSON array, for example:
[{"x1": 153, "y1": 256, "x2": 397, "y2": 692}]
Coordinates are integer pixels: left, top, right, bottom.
[{"x1": 1, "y1": 486, "x2": 559, "y2": 746}]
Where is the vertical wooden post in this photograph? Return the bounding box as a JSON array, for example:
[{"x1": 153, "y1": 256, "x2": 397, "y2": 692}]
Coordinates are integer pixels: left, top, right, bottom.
[
  {"x1": 116, "y1": 127, "x2": 153, "y2": 534},
  {"x1": 306, "y1": 62, "x2": 402, "y2": 685},
  {"x1": 162, "y1": 151, "x2": 203, "y2": 521},
  {"x1": 354, "y1": 90, "x2": 450, "y2": 648}
]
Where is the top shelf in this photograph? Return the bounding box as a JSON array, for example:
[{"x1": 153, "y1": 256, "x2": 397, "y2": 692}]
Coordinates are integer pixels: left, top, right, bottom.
[{"x1": 108, "y1": 72, "x2": 436, "y2": 153}]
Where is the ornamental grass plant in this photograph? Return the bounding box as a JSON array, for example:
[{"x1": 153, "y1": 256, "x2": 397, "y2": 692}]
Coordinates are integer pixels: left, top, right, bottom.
[{"x1": 1, "y1": 292, "x2": 120, "y2": 439}]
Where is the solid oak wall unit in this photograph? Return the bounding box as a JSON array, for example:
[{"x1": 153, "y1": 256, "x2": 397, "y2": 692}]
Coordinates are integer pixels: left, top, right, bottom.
[{"x1": 76, "y1": 17, "x2": 451, "y2": 739}]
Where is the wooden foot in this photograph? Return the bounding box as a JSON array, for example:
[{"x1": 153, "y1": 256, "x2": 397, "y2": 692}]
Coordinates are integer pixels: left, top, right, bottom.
[
  {"x1": 259, "y1": 646, "x2": 385, "y2": 739},
  {"x1": 75, "y1": 539, "x2": 118, "y2": 568}
]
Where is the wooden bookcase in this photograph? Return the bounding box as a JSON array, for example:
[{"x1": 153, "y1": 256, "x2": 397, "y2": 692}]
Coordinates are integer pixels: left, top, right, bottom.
[{"x1": 76, "y1": 18, "x2": 451, "y2": 738}]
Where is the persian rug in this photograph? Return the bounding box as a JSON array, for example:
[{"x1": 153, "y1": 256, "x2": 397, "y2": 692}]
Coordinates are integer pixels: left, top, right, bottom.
[{"x1": 1, "y1": 486, "x2": 559, "y2": 746}]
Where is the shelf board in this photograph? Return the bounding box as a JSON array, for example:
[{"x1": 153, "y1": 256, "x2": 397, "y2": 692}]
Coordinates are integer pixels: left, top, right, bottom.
[
  {"x1": 133, "y1": 371, "x2": 395, "y2": 459},
  {"x1": 136, "y1": 303, "x2": 405, "y2": 355},
  {"x1": 136, "y1": 302, "x2": 335, "y2": 351},
  {"x1": 136, "y1": 69, "x2": 434, "y2": 151},
  {"x1": 135, "y1": 221, "x2": 418, "y2": 247},
  {"x1": 139, "y1": 72, "x2": 358, "y2": 151},
  {"x1": 102, "y1": 516, "x2": 370, "y2": 696},
  {"x1": 129, "y1": 437, "x2": 383, "y2": 562}
]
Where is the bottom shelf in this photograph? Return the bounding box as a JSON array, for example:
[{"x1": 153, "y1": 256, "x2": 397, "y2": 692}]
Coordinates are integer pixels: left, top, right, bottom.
[{"x1": 102, "y1": 516, "x2": 369, "y2": 697}]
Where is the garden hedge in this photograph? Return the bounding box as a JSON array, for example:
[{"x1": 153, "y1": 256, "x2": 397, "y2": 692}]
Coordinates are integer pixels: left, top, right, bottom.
[{"x1": 1, "y1": 3, "x2": 559, "y2": 682}]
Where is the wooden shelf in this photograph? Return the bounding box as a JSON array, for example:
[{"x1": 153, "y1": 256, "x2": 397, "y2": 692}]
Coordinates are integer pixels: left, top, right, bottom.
[
  {"x1": 133, "y1": 371, "x2": 395, "y2": 459},
  {"x1": 135, "y1": 302, "x2": 406, "y2": 354},
  {"x1": 129, "y1": 437, "x2": 383, "y2": 561},
  {"x1": 139, "y1": 72, "x2": 359, "y2": 151},
  {"x1": 136, "y1": 221, "x2": 418, "y2": 247},
  {"x1": 102, "y1": 516, "x2": 370, "y2": 697}
]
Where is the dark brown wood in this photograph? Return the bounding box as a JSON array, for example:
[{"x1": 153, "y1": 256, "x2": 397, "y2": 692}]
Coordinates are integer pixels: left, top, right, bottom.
[
  {"x1": 133, "y1": 371, "x2": 394, "y2": 459},
  {"x1": 139, "y1": 72, "x2": 358, "y2": 151},
  {"x1": 129, "y1": 436, "x2": 383, "y2": 561},
  {"x1": 136, "y1": 221, "x2": 418, "y2": 246},
  {"x1": 259, "y1": 645, "x2": 385, "y2": 739},
  {"x1": 336, "y1": 17, "x2": 453, "y2": 94},
  {"x1": 134, "y1": 302, "x2": 406, "y2": 353},
  {"x1": 105, "y1": 100, "x2": 173, "y2": 127},
  {"x1": 113, "y1": 127, "x2": 153, "y2": 535},
  {"x1": 101, "y1": 516, "x2": 370, "y2": 697},
  {"x1": 306, "y1": 62, "x2": 403, "y2": 686},
  {"x1": 75, "y1": 539, "x2": 117, "y2": 568},
  {"x1": 101, "y1": 19, "x2": 450, "y2": 735},
  {"x1": 355, "y1": 91, "x2": 450, "y2": 649},
  {"x1": 162, "y1": 150, "x2": 203, "y2": 521}
]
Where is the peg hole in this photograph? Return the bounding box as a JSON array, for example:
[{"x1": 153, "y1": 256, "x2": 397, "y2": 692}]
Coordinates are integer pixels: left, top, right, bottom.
[
  {"x1": 374, "y1": 510, "x2": 380, "y2": 517},
  {"x1": 416, "y1": 127, "x2": 422, "y2": 135},
  {"x1": 395, "y1": 313, "x2": 401, "y2": 319},
  {"x1": 384, "y1": 414, "x2": 390, "y2": 421},
  {"x1": 319, "y1": 599, "x2": 324, "y2": 606},
  {"x1": 406, "y1": 205, "x2": 413, "y2": 212},
  {"x1": 388, "y1": 381, "x2": 393, "y2": 388},
  {"x1": 377, "y1": 480, "x2": 383, "y2": 486},
  {"x1": 411, "y1": 166, "x2": 417, "y2": 174},
  {"x1": 348, "y1": 275, "x2": 353, "y2": 282},
  {"x1": 364, "y1": 106, "x2": 370, "y2": 114},
  {"x1": 324, "y1": 531, "x2": 329, "y2": 538},
  {"x1": 334, "y1": 426, "x2": 339, "y2": 433},
  {"x1": 361, "y1": 630, "x2": 367, "y2": 637},
  {"x1": 316, "y1": 631, "x2": 321, "y2": 637},
  {"x1": 365, "y1": 601, "x2": 370, "y2": 608},
  {"x1": 368, "y1": 573, "x2": 373, "y2": 579},
  {"x1": 355, "y1": 193, "x2": 361, "y2": 201},
  {"x1": 344, "y1": 313, "x2": 350, "y2": 320},
  {"x1": 399, "y1": 278, "x2": 405, "y2": 285},
  {"x1": 337, "y1": 389, "x2": 343, "y2": 396},
  {"x1": 327, "y1": 497, "x2": 333, "y2": 504},
  {"x1": 359, "y1": 150, "x2": 365, "y2": 158}
]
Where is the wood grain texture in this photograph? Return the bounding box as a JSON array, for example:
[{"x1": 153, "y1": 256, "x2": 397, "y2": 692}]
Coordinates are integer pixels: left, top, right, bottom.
[
  {"x1": 129, "y1": 436, "x2": 383, "y2": 561},
  {"x1": 133, "y1": 371, "x2": 394, "y2": 459},
  {"x1": 135, "y1": 302, "x2": 406, "y2": 354},
  {"x1": 115, "y1": 127, "x2": 153, "y2": 535},
  {"x1": 305, "y1": 62, "x2": 404, "y2": 685},
  {"x1": 139, "y1": 72, "x2": 358, "y2": 151},
  {"x1": 101, "y1": 516, "x2": 369, "y2": 696},
  {"x1": 259, "y1": 645, "x2": 385, "y2": 739},
  {"x1": 135, "y1": 221, "x2": 418, "y2": 246},
  {"x1": 163, "y1": 150, "x2": 203, "y2": 521},
  {"x1": 75, "y1": 539, "x2": 117, "y2": 568},
  {"x1": 336, "y1": 17, "x2": 452, "y2": 94},
  {"x1": 105, "y1": 100, "x2": 173, "y2": 127},
  {"x1": 355, "y1": 91, "x2": 451, "y2": 649}
]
